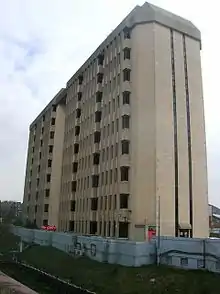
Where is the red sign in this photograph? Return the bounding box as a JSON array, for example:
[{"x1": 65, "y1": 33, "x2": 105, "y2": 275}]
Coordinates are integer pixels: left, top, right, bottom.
[{"x1": 148, "y1": 227, "x2": 156, "y2": 241}]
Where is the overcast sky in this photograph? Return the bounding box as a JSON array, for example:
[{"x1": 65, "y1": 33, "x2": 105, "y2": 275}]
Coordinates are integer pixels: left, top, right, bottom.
[{"x1": 0, "y1": 0, "x2": 219, "y2": 206}]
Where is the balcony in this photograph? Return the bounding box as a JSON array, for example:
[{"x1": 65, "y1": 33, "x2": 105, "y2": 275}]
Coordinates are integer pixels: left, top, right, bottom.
[
  {"x1": 123, "y1": 59, "x2": 131, "y2": 71},
  {"x1": 92, "y1": 143, "x2": 100, "y2": 153},
  {"x1": 121, "y1": 128, "x2": 130, "y2": 141},
  {"x1": 119, "y1": 154, "x2": 130, "y2": 167},
  {"x1": 77, "y1": 84, "x2": 82, "y2": 93},
  {"x1": 95, "y1": 102, "x2": 102, "y2": 112},
  {"x1": 92, "y1": 165, "x2": 99, "y2": 175},
  {"x1": 122, "y1": 38, "x2": 131, "y2": 50},
  {"x1": 119, "y1": 181, "x2": 130, "y2": 194},
  {"x1": 90, "y1": 211, "x2": 97, "y2": 222},
  {"x1": 118, "y1": 209, "x2": 131, "y2": 222},
  {"x1": 97, "y1": 64, "x2": 104, "y2": 75},
  {"x1": 96, "y1": 83, "x2": 102, "y2": 92}
]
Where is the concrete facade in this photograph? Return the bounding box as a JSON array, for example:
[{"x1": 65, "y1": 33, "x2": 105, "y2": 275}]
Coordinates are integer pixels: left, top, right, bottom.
[{"x1": 22, "y1": 2, "x2": 209, "y2": 240}]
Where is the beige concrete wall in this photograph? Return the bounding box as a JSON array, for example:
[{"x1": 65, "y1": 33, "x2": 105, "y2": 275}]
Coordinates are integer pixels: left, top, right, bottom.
[
  {"x1": 173, "y1": 31, "x2": 190, "y2": 226},
  {"x1": 154, "y1": 24, "x2": 175, "y2": 236},
  {"x1": 130, "y1": 23, "x2": 156, "y2": 240},
  {"x1": 185, "y1": 37, "x2": 209, "y2": 237},
  {"x1": 48, "y1": 104, "x2": 65, "y2": 227}
]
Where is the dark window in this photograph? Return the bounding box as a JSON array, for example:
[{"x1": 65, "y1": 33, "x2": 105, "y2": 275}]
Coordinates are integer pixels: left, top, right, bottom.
[
  {"x1": 32, "y1": 147, "x2": 35, "y2": 153},
  {"x1": 92, "y1": 175, "x2": 99, "y2": 188},
  {"x1": 94, "y1": 131, "x2": 101, "y2": 143},
  {"x1": 40, "y1": 139, "x2": 43, "y2": 146},
  {"x1": 43, "y1": 219, "x2": 48, "y2": 226},
  {"x1": 49, "y1": 145, "x2": 53, "y2": 153},
  {"x1": 96, "y1": 91, "x2": 102, "y2": 102},
  {"x1": 91, "y1": 198, "x2": 98, "y2": 211},
  {"x1": 95, "y1": 111, "x2": 102, "y2": 122},
  {"x1": 51, "y1": 118, "x2": 56, "y2": 125},
  {"x1": 38, "y1": 165, "x2": 40, "y2": 173},
  {"x1": 119, "y1": 222, "x2": 128, "y2": 238},
  {"x1": 72, "y1": 162, "x2": 78, "y2": 173},
  {"x1": 74, "y1": 143, "x2": 79, "y2": 154},
  {"x1": 48, "y1": 159, "x2": 52, "y2": 168},
  {"x1": 90, "y1": 221, "x2": 97, "y2": 235},
  {"x1": 69, "y1": 221, "x2": 75, "y2": 231},
  {"x1": 46, "y1": 174, "x2": 51, "y2": 182},
  {"x1": 93, "y1": 153, "x2": 100, "y2": 165},
  {"x1": 76, "y1": 108, "x2": 81, "y2": 118},
  {"x1": 70, "y1": 200, "x2": 76, "y2": 211},
  {"x1": 35, "y1": 192, "x2": 38, "y2": 201},
  {"x1": 35, "y1": 205, "x2": 38, "y2": 213},
  {"x1": 120, "y1": 194, "x2": 129, "y2": 209},
  {"x1": 39, "y1": 152, "x2": 41, "y2": 159},
  {"x1": 44, "y1": 204, "x2": 49, "y2": 212},
  {"x1": 78, "y1": 75, "x2": 83, "y2": 85},
  {"x1": 124, "y1": 27, "x2": 131, "y2": 39},
  {"x1": 121, "y1": 166, "x2": 129, "y2": 181},
  {"x1": 123, "y1": 47, "x2": 131, "y2": 59},
  {"x1": 98, "y1": 53, "x2": 104, "y2": 66},
  {"x1": 50, "y1": 131, "x2": 54, "y2": 139},
  {"x1": 77, "y1": 92, "x2": 82, "y2": 101},
  {"x1": 114, "y1": 168, "x2": 118, "y2": 182},
  {"x1": 52, "y1": 105, "x2": 57, "y2": 112},
  {"x1": 75, "y1": 125, "x2": 80, "y2": 136},
  {"x1": 122, "y1": 115, "x2": 130, "y2": 129},
  {"x1": 45, "y1": 189, "x2": 50, "y2": 197},
  {"x1": 123, "y1": 69, "x2": 131, "y2": 81},
  {"x1": 97, "y1": 73, "x2": 103, "y2": 84},
  {"x1": 123, "y1": 91, "x2": 130, "y2": 104},
  {"x1": 121, "y1": 140, "x2": 129, "y2": 154},
  {"x1": 72, "y1": 181, "x2": 77, "y2": 192},
  {"x1": 42, "y1": 115, "x2": 45, "y2": 121},
  {"x1": 41, "y1": 127, "x2": 44, "y2": 134},
  {"x1": 37, "y1": 178, "x2": 40, "y2": 186}
]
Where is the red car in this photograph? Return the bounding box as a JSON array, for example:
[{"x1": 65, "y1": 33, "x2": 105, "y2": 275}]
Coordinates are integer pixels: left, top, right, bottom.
[{"x1": 41, "y1": 225, "x2": 56, "y2": 231}]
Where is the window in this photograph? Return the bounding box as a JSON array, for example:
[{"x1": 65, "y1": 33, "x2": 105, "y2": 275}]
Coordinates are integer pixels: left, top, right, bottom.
[
  {"x1": 109, "y1": 195, "x2": 112, "y2": 210},
  {"x1": 36, "y1": 178, "x2": 39, "y2": 186},
  {"x1": 35, "y1": 205, "x2": 38, "y2": 213},
  {"x1": 72, "y1": 181, "x2": 77, "y2": 192},
  {"x1": 123, "y1": 91, "x2": 130, "y2": 104},
  {"x1": 72, "y1": 162, "x2": 78, "y2": 173},
  {"x1": 78, "y1": 74, "x2": 83, "y2": 85},
  {"x1": 124, "y1": 27, "x2": 131, "y2": 39},
  {"x1": 94, "y1": 131, "x2": 101, "y2": 143},
  {"x1": 76, "y1": 108, "x2": 81, "y2": 118},
  {"x1": 43, "y1": 219, "x2": 48, "y2": 226},
  {"x1": 74, "y1": 143, "x2": 79, "y2": 154},
  {"x1": 122, "y1": 115, "x2": 130, "y2": 129},
  {"x1": 77, "y1": 92, "x2": 82, "y2": 101},
  {"x1": 92, "y1": 175, "x2": 99, "y2": 188},
  {"x1": 51, "y1": 118, "x2": 56, "y2": 125},
  {"x1": 42, "y1": 115, "x2": 45, "y2": 121},
  {"x1": 91, "y1": 198, "x2": 98, "y2": 211},
  {"x1": 97, "y1": 73, "x2": 103, "y2": 84},
  {"x1": 69, "y1": 221, "x2": 75, "y2": 231},
  {"x1": 93, "y1": 153, "x2": 100, "y2": 165},
  {"x1": 38, "y1": 165, "x2": 40, "y2": 173},
  {"x1": 90, "y1": 221, "x2": 97, "y2": 235},
  {"x1": 105, "y1": 171, "x2": 108, "y2": 185},
  {"x1": 120, "y1": 194, "x2": 129, "y2": 209},
  {"x1": 49, "y1": 145, "x2": 53, "y2": 153},
  {"x1": 41, "y1": 127, "x2": 44, "y2": 134},
  {"x1": 52, "y1": 105, "x2": 57, "y2": 112},
  {"x1": 110, "y1": 170, "x2": 113, "y2": 184},
  {"x1": 46, "y1": 174, "x2": 51, "y2": 182},
  {"x1": 40, "y1": 139, "x2": 43, "y2": 146},
  {"x1": 123, "y1": 69, "x2": 131, "y2": 81},
  {"x1": 114, "y1": 168, "x2": 118, "y2": 182},
  {"x1": 104, "y1": 196, "x2": 107, "y2": 210},
  {"x1": 44, "y1": 204, "x2": 49, "y2": 212},
  {"x1": 35, "y1": 192, "x2": 39, "y2": 201},
  {"x1": 98, "y1": 53, "x2": 104, "y2": 66},
  {"x1": 95, "y1": 111, "x2": 102, "y2": 123},
  {"x1": 119, "y1": 222, "x2": 129, "y2": 238},
  {"x1": 121, "y1": 166, "x2": 129, "y2": 181},
  {"x1": 48, "y1": 159, "x2": 52, "y2": 168},
  {"x1": 39, "y1": 152, "x2": 41, "y2": 159},
  {"x1": 116, "y1": 119, "x2": 119, "y2": 132},
  {"x1": 75, "y1": 125, "x2": 80, "y2": 136},
  {"x1": 121, "y1": 140, "x2": 129, "y2": 154},
  {"x1": 50, "y1": 131, "x2": 54, "y2": 139},
  {"x1": 123, "y1": 48, "x2": 131, "y2": 60},
  {"x1": 111, "y1": 146, "x2": 113, "y2": 159},
  {"x1": 45, "y1": 189, "x2": 50, "y2": 197},
  {"x1": 70, "y1": 200, "x2": 76, "y2": 211},
  {"x1": 96, "y1": 91, "x2": 102, "y2": 102},
  {"x1": 32, "y1": 147, "x2": 35, "y2": 153},
  {"x1": 111, "y1": 122, "x2": 114, "y2": 134}
]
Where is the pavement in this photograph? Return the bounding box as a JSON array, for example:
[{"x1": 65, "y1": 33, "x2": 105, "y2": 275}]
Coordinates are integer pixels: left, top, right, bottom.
[{"x1": 0, "y1": 271, "x2": 38, "y2": 294}]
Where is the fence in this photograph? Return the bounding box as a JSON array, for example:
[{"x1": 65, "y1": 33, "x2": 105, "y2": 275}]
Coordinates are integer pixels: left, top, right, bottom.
[{"x1": 12, "y1": 227, "x2": 220, "y2": 272}]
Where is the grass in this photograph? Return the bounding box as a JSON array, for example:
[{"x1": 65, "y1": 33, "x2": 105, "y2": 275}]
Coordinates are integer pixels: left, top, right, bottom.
[
  {"x1": 20, "y1": 245, "x2": 220, "y2": 294},
  {"x1": 0, "y1": 225, "x2": 20, "y2": 254}
]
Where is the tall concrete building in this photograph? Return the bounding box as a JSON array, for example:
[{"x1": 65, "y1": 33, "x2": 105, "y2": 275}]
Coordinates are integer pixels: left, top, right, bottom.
[{"x1": 23, "y1": 2, "x2": 209, "y2": 240}]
